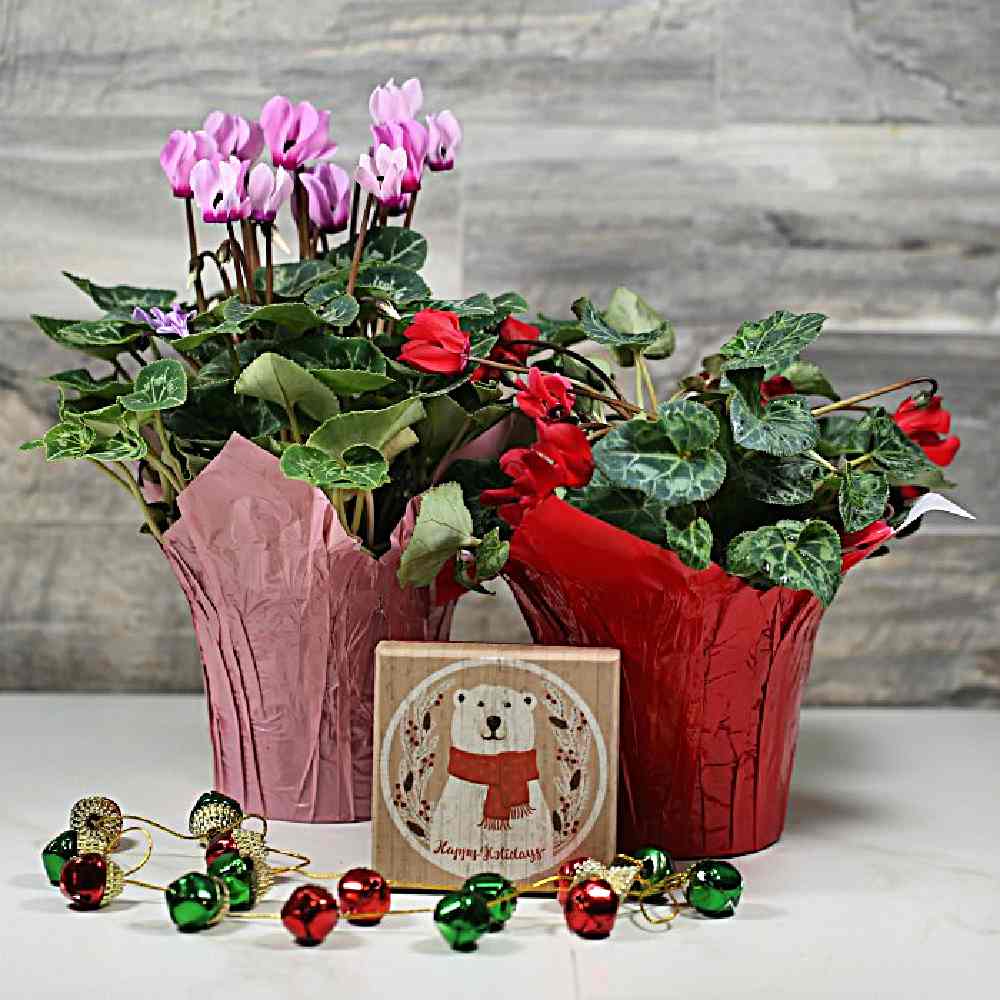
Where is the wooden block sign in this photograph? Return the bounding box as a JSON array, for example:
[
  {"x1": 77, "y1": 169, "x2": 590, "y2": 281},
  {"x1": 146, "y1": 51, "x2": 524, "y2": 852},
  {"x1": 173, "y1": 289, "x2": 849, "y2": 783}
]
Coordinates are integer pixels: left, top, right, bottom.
[{"x1": 372, "y1": 641, "x2": 620, "y2": 889}]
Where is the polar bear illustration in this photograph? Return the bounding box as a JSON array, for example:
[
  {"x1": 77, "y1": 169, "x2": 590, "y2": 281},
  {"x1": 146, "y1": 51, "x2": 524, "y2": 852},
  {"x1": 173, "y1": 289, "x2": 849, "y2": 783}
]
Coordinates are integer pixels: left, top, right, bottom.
[{"x1": 430, "y1": 684, "x2": 553, "y2": 879}]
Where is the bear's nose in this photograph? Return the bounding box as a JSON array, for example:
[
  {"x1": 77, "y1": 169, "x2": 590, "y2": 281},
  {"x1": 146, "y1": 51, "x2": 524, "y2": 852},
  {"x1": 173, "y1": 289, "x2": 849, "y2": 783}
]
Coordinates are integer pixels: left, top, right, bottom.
[{"x1": 486, "y1": 715, "x2": 502, "y2": 732}]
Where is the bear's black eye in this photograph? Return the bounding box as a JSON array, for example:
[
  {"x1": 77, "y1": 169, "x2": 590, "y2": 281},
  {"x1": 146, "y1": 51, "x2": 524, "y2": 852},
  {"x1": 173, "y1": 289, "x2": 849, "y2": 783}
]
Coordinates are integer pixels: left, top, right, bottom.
[
  {"x1": 524, "y1": 696, "x2": 532, "y2": 705},
  {"x1": 457, "y1": 693, "x2": 465, "y2": 703},
  {"x1": 477, "y1": 700, "x2": 485, "y2": 708},
  {"x1": 503, "y1": 701, "x2": 512, "y2": 708}
]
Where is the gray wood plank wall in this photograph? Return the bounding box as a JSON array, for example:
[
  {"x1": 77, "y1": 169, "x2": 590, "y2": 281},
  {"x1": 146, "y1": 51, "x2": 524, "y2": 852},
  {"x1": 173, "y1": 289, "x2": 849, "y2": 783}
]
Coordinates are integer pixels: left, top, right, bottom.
[{"x1": 2, "y1": 1, "x2": 997, "y2": 704}]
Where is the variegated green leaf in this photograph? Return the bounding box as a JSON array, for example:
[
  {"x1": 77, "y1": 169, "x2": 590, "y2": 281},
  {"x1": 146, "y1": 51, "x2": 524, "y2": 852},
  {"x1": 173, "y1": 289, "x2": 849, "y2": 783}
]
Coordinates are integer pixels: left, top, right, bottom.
[
  {"x1": 867, "y1": 407, "x2": 951, "y2": 487},
  {"x1": 43, "y1": 420, "x2": 96, "y2": 461},
  {"x1": 59, "y1": 320, "x2": 146, "y2": 349},
  {"x1": 725, "y1": 518, "x2": 841, "y2": 606},
  {"x1": 87, "y1": 428, "x2": 149, "y2": 462},
  {"x1": 355, "y1": 264, "x2": 429, "y2": 305},
  {"x1": 839, "y1": 469, "x2": 889, "y2": 532},
  {"x1": 571, "y1": 295, "x2": 663, "y2": 351},
  {"x1": 280, "y1": 443, "x2": 390, "y2": 491},
  {"x1": 779, "y1": 360, "x2": 839, "y2": 400},
  {"x1": 592, "y1": 400, "x2": 726, "y2": 508},
  {"x1": 738, "y1": 453, "x2": 830, "y2": 505},
  {"x1": 816, "y1": 414, "x2": 871, "y2": 458},
  {"x1": 63, "y1": 271, "x2": 175, "y2": 311},
  {"x1": 308, "y1": 397, "x2": 426, "y2": 461},
  {"x1": 663, "y1": 515, "x2": 713, "y2": 570},
  {"x1": 121, "y1": 359, "x2": 189, "y2": 412},
  {"x1": 727, "y1": 369, "x2": 819, "y2": 456},
  {"x1": 720, "y1": 310, "x2": 827, "y2": 373},
  {"x1": 252, "y1": 259, "x2": 334, "y2": 296},
  {"x1": 235, "y1": 353, "x2": 340, "y2": 423},
  {"x1": 474, "y1": 527, "x2": 509, "y2": 581},
  {"x1": 46, "y1": 369, "x2": 131, "y2": 401},
  {"x1": 565, "y1": 482, "x2": 669, "y2": 544},
  {"x1": 397, "y1": 482, "x2": 476, "y2": 587}
]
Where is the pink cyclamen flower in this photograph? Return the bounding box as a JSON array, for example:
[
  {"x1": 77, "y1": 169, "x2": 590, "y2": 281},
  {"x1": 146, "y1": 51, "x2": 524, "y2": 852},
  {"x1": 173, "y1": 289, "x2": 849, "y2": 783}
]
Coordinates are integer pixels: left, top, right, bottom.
[
  {"x1": 190, "y1": 156, "x2": 251, "y2": 223},
  {"x1": 371, "y1": 119, "x2": 428, "y2": 193},
  {"x1": 260, "y1": 96, "x2": 337, "y2": 170},
  {"x1": 132, "y1": 303, "x2": 195, "y2": 338},
  {"x1": 355, "y1": 145, "x2": 408, "y2": 214},
  {"x1": 300, "y1": 163, "x2": 352, "y2": 233},
  {"x1": 247, "y1": 163, "x2": 293, "y2": 223},
  {"x1": 426, "y1": 111, "x2": 462, "y2": 171},
  {"x1": 203, "y1": 111, "x2": 265, "y2": 162},
  {"x1": 369, "y1": 77, "x2": 423, "y2": 124},
  {"x1": 159, "y1": 129, "x2": 218, "y2": 198}
]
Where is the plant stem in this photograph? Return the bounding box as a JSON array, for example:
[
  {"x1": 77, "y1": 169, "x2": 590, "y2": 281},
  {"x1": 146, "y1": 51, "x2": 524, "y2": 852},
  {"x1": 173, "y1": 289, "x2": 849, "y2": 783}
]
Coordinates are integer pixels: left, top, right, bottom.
[
  {"x1": 184, "y1": 198, "x2": 208, "y2": 312},
  {"x1": 264, "y1": 224, "x2": 274, "y2": 304},
  {"x1": 637, "y1": 354, "x2": 658, "y2": 414},
  {"x1": 811, "y1": 377, "x2": 938, "y2": 418},
  {"x1": 87, "y1": 458, "x2": 132, "y2": 496},
  {"x1": 350, "y1": 492, "x2": 364, "y2": 535},
  {"x1": 364, "y1": 490, "x2": 375, "y2": 546},
  {"x1": 347, "y1": 195, "x2": 374, "y2": 297},
  {"x1": 148, "y1": 338, "x2": 163, "y2": 360},
  {"x1": 226, "y1": 223, "x2": 248, "y2": 302},
  {"x1": 286, "y1": 403, "x2": 302, "y2": 444},
  {"x1": 634, "y1": 365, "x2": 645, "y2": 412},
  {"x1": 113, "y1": 461, "x2": 164, "y2": 543},
  {"x1": 805, "y1": 449, "x2": 839, "y2": 474},
  {"x1": 241, "y1": 219, "x2": 260, "y2": 299},
  {"x1": 404, "y1": 190, "x2": 418, "y2": 229},
  {"x1": 502, "y1": 338, "x2": 629, "y2": 402},
  {"x1": 145, "y1": 451, "x2": 183, "y2": 497},
  {"x1": 349, "y1": 181, "x2": 361, "y2": 241},
  {"x1": 112, "y1": 359, "x2": 130, "y2": 381},
  {"x1": 293, "y1": 172, "x2": 311, "y2": 260},
  {"x1": 154, "y1": 411, "x2": 187, "y2": 490},
  {"x1": 332, "y1": 490, "x2": 350, "y2": 535},
  {"x1": 320, "y1": 232, "x2": 330, "y2": 255}
]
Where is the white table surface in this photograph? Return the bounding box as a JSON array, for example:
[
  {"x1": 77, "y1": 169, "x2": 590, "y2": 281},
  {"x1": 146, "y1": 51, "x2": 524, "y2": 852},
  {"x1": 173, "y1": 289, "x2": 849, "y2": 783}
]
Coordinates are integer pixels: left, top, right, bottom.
[{"x1": 2, "y1": 696, "x2": 998, "y2": 999}]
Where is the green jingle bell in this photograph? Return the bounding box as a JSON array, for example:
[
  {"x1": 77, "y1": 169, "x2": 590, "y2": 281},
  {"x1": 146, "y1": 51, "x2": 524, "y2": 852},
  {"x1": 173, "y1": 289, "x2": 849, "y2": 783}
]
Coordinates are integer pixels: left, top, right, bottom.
[
  {"x1": 630, "y1": 846, "x2": 674, "y2": 903},
  {"x1": 42, "y1": 831, "x2": 78, "y2": 886},
  {"x1": 165, "y1": 872, "x2": 230, "y2": 932},
  {"x1": 462, "y1": 872, "x2": 516, "y2": 932},
  {"x1": 433, "y1": 890, "x2": 492, "y2": 952},
  {"x1": 207, "y1": 851, "x2": 256, "y2": 911},
  {"x1": 685, "y1": 859, "x2": 743, "y2": 918}
]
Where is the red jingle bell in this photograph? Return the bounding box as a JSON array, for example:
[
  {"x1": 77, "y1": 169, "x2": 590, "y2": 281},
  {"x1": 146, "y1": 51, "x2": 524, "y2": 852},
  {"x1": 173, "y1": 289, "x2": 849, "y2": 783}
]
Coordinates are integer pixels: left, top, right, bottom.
[
  {"x1": 59, "y1": 853, "x2": 109, "y2": 910},
  {"x1": 564, "y1": 878, "x2": 619, "y2": 939},
  {"x1": 204, "y1": 833, "x2": 238, "y2": 868},
  {"x1": 281, "y1": 884, "x2": 340, "y2": 946},
  {"x1": 556, "y1": 856, "x2": 590, "y2": 906},
  {"x1": 337, "y1": 867, "x2": 391, "y2": 926}
]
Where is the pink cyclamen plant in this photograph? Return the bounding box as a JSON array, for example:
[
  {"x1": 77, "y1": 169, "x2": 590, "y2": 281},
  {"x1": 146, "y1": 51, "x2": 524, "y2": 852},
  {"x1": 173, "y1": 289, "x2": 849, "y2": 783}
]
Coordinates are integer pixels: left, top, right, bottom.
[
  {"x1": 190, "y1": 156, "x2": 251, "y2": 223},
  {"x1": 369, "y1": 77, "x2": 423, "y2": 124},
  {"x1": 247, "y1": 163, "x2": 293, "y2": 223},
  {"x1": 355, "y1": 144, "x2": 408, "y2": 214},
  {"x1": 300, "y1": 163, "x2": 352, "y2": 234},
  {"x1": 159, "y1": 129, "x2": 218, "y2": 198},
  {"x1": 426, "y1": 111, "x2": 462, "y2": 171},
  {"x1": 260, "y1": 97, "x2": 337, "y2": 170},
  {"x1": 203, "y1": 111, "x2": 265, "y2": 162}
]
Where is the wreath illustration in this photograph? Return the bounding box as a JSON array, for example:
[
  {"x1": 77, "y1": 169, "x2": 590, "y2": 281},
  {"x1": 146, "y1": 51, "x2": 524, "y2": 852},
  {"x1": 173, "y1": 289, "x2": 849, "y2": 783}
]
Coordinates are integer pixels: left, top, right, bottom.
[{"x1": 543, "y1": 681, "x2": 593, "y2": 854}]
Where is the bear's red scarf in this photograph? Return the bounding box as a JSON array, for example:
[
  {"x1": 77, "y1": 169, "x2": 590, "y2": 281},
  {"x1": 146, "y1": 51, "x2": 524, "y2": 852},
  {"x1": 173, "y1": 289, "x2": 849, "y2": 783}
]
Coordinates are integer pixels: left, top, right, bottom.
[{"x1": 447, "y1": 747, "x2": 539, "y2": 830}]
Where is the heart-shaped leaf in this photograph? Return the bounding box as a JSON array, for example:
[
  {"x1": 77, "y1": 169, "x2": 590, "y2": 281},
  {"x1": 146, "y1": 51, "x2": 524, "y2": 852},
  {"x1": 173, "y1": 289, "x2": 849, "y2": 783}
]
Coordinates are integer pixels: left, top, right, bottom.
[
  {"x1": 593, "y1": 400, "x2": 726, "y2": 508},
  {"x1": 491, "y1": 291, "x2": 529, "y2": 318},
  {"x1": 474, "y1": 527, "x2": 510, "y2": 581},
  {"x1": 235, "y1": 353, "x2": 340, "y2": 423},
  {"x1": 535, "y1": 314, "x2": 586, "y2": 347},
  {"x1": 313, "y1": 369, "x2": 395, "y2": 394},
  {"x1": 663, "y1": 515, "x2": 713, "y2": 570},
  {"x1": 565, "y1": 481, "x2": 669, "y2": 545},
  {"x1": 170, "y1": 322, "x2": 241, "y2": 352},
  {"x1": 87, "y1": 428, "x2": 149, "y2": 462},
  {"x1": 571, "y1": 296, "x2": 664, "y2": 351},
  {"x1": 360, "y1": 227, "x2": 428, "y2": 269},
  {"x1": 308, "y1": 397, "x2": 426, "y2": 461},
  {"x1": 727, "y1": 369, "x2": 819, "y2": 456},
  {"x1": 401, "y1": 293, "x2": 496, "y2": 322},
  {"x1": 42, "y1": 420, "x2": 96, "y2": 461},
  {"x1": 867, "y1": 407, "x2": 947, "y2": 486},
  {"x1": 224, "y1": 299, "x2": 326, "y2": 336},
  {"x1": 59, "y1": 320, "x2": 146, "y2": 350},
  {"x1": 121, "y1": 359, "x2": 189, "y2": 412},
  {"x1": 68, "y1": 401, "x2": 128, "y2": 438},
  {"x1": 737, "y1": 453, "x2": 830, "y2": 505},
  {"x1": 46, "y1": 369, "x2": 131, "y2": 401},
  {"x1": 720, "y1": 310, "x2": 827, "y2": 373},
  {"x1": 839, "y1": 469, "x2": 888, "y2": 532},
  {"x1": 725, "y1": 518, "x2": 842, "y2": 606},
  {"x1": 355, "y1": 264, "x2": 429, "y2": 305},
  {"x1": 397, "y1": 482, "x2": 476, "y2": 587},
  {"x1": 816, "y1": 414, "x2": 871, "y2": 458},
  {"x1": 63, "y1": 271, "x2": 175, "y2": 311},
  {"x1": 280, "y1": 443, "x2": 390, "y2": 492},
  {"x1": 602, "y1": 287, "x2": 675, "y2": 361},
  {"x1": 301, "y1": 286, "x2": 359, "y2": 326}
]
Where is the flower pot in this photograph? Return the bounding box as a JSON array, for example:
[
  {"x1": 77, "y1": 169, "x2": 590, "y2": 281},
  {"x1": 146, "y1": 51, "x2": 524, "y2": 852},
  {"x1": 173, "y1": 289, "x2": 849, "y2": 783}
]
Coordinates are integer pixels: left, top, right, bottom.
[
  {"x1": 162, "y1": 434, "x2": 454, "y2": 823},
  {"x1": 504, "y1": 496, "x2": 824, "y2": 858}
]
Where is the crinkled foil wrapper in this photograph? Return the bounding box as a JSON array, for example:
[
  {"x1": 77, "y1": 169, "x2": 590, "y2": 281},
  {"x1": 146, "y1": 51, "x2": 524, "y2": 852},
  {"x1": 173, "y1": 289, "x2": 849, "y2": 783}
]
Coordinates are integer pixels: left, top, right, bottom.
[
  {"x1": 162, "y1": 434, "x2": 454, "y2": 823},
  {"x1": 505, "y1": 496, "x2": 824, "y2": 858}
]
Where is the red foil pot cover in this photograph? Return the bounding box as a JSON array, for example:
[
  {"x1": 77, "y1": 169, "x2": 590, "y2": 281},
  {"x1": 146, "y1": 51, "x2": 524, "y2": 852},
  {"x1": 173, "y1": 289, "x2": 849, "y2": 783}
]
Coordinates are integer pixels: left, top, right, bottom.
[
  {"x1": 506, "y1": 496, "x2": 825, "y2": 858},
  {"x1": 161, "y1": 434, "x2": 456, "y2": 824}
]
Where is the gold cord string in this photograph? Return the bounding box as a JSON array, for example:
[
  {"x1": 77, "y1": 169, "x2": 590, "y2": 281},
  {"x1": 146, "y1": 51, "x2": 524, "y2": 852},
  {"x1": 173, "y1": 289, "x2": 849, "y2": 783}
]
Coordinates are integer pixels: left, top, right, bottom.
[
  {"x1": 122, "y1": 814, "x2": 203, "y2": 841},
  {"x1": 119, "y1": 826, "x2": 154, "y2": 877}
]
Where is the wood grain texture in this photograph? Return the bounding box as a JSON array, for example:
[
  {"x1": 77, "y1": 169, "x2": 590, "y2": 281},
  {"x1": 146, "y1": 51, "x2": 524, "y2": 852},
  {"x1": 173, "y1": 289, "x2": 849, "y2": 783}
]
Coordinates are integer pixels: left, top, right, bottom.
[
  {"x1": 371, "y1": 641, "x2": 619, "y2": 887},
  {"x1": 0, "y1": 0, "x2": 997, "y2": 704}
]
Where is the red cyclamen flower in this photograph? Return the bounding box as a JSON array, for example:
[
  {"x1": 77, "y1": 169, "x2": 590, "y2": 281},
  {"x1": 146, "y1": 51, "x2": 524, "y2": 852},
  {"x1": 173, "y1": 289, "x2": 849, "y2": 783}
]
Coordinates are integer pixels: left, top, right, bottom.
[
  {"x1": 473, "y1": 317, "x2": 540, "y2": 381},
  {"x1": 515, "y1": 367, "x2": 576, "y2": 423},
  {"x1": 892, "y1": 395, "x2": 960, "y2": 468},
  {"x1": 760, "y1": 375, "x2": 796, "y2": 402},
  {"x1": 840, "y1": 520, "x2": 895, "y2": 573},
  {"x1": 481, "y1": 423, "x2": 594, "y2": 527},
  {"x1": 399, "y1": 310, "x2": 471, "y2": 375}
]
